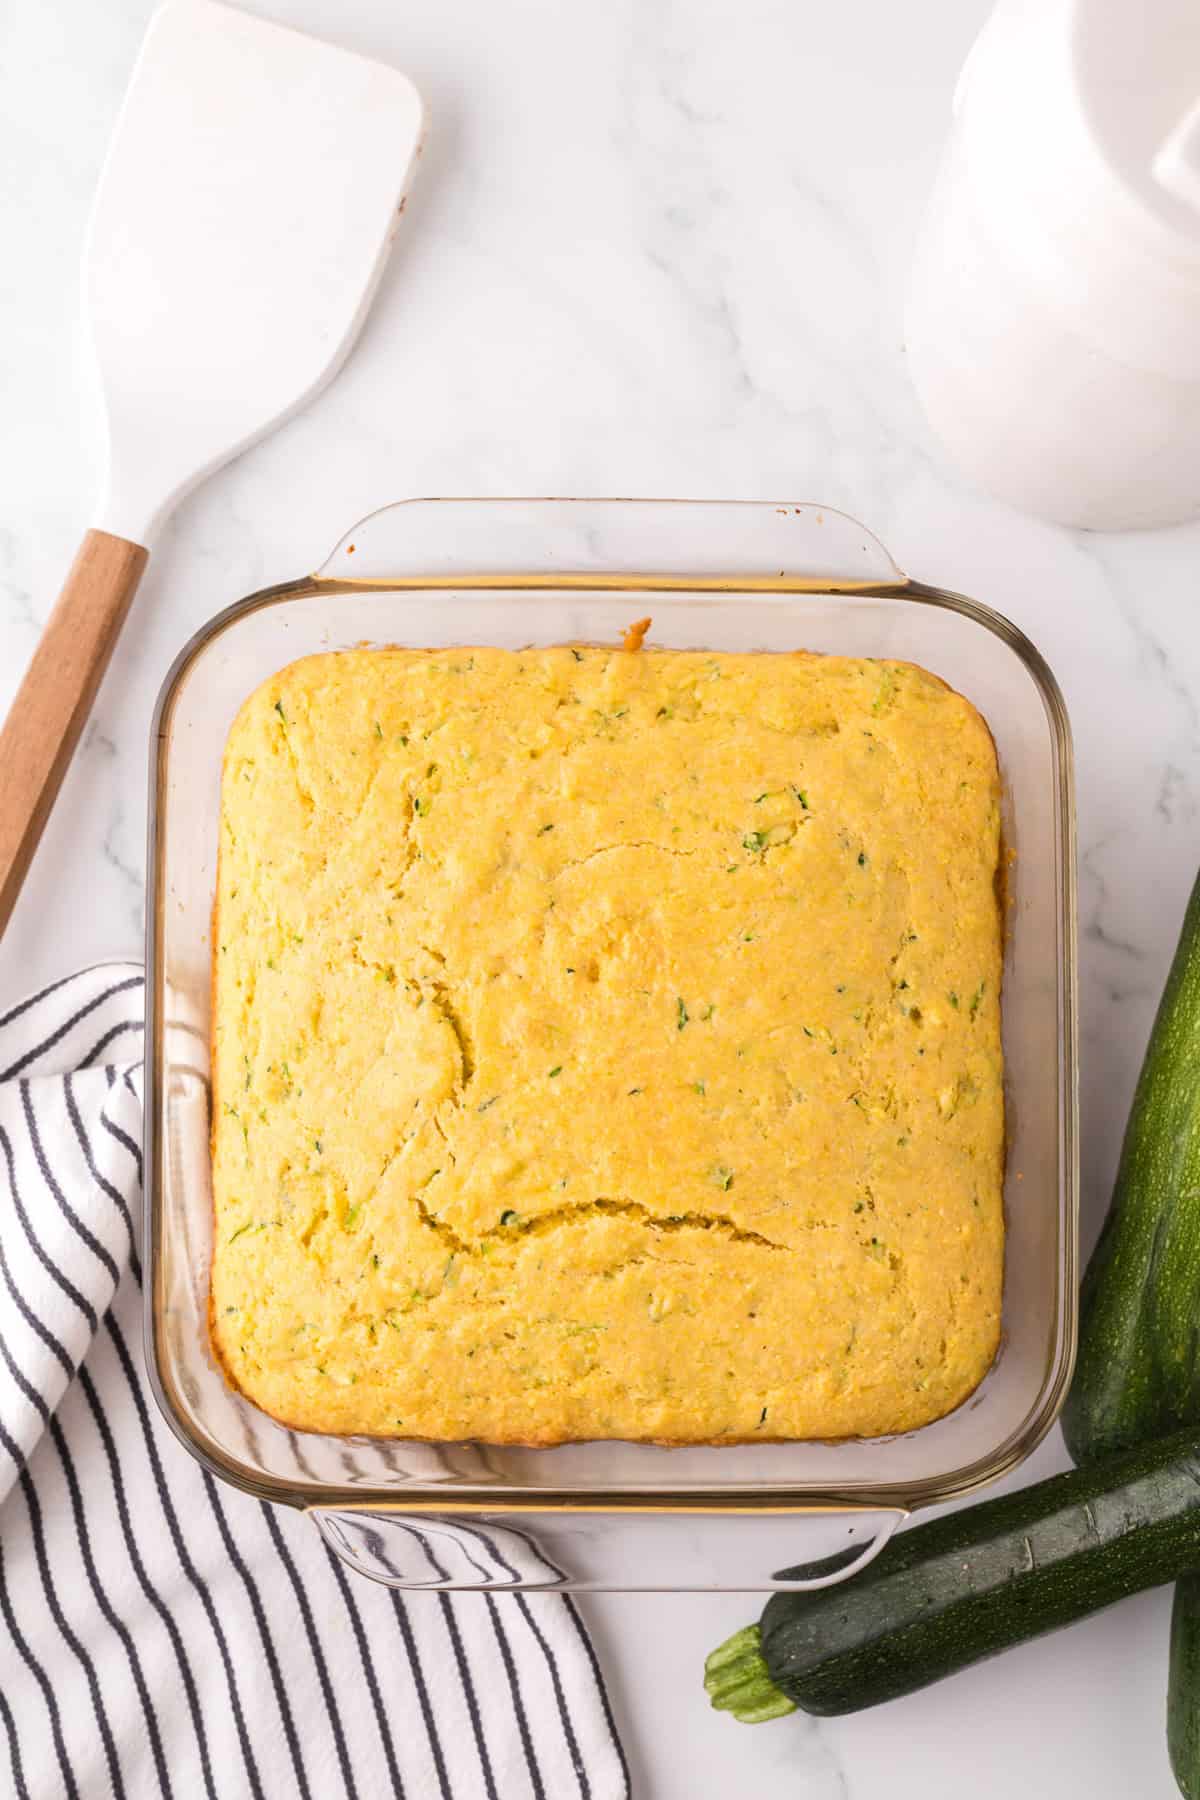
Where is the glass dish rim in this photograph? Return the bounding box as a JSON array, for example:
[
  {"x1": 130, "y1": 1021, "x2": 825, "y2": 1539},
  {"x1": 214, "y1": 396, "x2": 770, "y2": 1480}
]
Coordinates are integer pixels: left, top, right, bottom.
[{"x1": 144, "y1": 497, "x2": 1079, "y2": 1517}]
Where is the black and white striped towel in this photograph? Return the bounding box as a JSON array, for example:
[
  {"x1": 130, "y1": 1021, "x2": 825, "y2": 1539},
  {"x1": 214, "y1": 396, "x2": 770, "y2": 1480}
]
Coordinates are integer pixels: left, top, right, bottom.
[{"x1": 0, "y1": 965, "x2": 631, "y2": 1800}]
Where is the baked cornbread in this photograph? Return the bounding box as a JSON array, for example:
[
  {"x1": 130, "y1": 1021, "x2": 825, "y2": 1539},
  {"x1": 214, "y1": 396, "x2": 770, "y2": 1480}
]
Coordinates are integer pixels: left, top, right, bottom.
[{"x1": 210, "y1": 644, "x2": 1004, "y2": 1443}]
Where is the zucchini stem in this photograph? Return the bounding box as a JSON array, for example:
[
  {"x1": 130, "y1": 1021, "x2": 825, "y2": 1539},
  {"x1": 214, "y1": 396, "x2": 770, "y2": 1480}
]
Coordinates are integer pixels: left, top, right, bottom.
[{"x1": 704, "y1": 1625, "x2": 797, "y2": 1724}]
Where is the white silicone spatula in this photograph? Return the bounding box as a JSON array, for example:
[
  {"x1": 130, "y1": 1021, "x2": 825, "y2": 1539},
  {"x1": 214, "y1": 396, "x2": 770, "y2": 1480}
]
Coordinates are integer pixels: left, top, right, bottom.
[{"x1": 0, "y1": 0, "x2": 424, "y2": 933}]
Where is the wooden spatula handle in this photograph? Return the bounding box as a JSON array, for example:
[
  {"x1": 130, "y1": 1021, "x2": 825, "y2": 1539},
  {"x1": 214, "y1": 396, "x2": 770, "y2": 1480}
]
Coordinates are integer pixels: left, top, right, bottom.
[{"x1": 0, "y1": 530, "x2": 148, "y2": 936}]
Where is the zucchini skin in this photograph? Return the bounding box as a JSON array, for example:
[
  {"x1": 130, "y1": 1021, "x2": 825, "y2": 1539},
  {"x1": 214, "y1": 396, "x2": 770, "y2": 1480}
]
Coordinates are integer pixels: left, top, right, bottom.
[
  {"x1": 1170, "y1": 1575, "x2": 1200, "y2": 1800},
  {"x1": 1062, "y1": 868, "x2": 1200, "y2": 1466},
  {"x1": 751, "y1": 1428, "x2": 1200, "y2": 1717}
]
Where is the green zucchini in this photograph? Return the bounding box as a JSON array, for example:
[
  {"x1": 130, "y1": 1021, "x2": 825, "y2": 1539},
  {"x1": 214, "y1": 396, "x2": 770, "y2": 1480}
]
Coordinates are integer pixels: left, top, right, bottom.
[
  {"x1": 1057, "y1": 871, "x2": 1200, "y2": 1800},
  {"x1": 1062, "y1": 867, "x2": 1200, "y2": 1467},
  {"x1": 1170, "y1": 1575, "x2": 1200, "y2": 1800},
  {"x1": 704, "y1": 1425, "x2": 1200, "y2": 1720}
]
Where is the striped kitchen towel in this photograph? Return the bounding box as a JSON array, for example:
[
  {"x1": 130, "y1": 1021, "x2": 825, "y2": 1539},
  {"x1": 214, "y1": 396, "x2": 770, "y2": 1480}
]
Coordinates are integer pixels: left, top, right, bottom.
[{"x1": 0, "y1": 965, "x2": 631, "y2": 1800}]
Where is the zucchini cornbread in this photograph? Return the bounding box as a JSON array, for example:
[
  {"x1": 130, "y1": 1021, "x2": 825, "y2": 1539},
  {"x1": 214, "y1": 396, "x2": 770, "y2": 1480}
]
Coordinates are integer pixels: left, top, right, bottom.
[{"x1": 210, "y1": 644, "x2": 1004, "y2": 1442}]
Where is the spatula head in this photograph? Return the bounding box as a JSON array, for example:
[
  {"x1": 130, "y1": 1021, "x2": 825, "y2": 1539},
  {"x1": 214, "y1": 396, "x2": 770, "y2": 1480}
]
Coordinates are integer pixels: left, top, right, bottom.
[{"x1": 86, "y1": 0, "x2": 424, "y2": 544}]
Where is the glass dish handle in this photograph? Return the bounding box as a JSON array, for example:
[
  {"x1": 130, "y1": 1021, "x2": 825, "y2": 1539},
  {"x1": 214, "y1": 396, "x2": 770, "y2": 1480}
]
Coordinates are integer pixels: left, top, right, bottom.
[
  {"x1": 309, "y1": 1504, "x2": 909, "y2": 1594},
  {"x1": 313, "y1": 496, "x2": 906, "y2": 590}
]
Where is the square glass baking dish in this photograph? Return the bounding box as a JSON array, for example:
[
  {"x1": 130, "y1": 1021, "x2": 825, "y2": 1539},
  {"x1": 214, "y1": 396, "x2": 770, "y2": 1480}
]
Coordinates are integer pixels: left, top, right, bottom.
[{"x1": 145, "y1": 498, "x2": 1077, "y2": 1591}]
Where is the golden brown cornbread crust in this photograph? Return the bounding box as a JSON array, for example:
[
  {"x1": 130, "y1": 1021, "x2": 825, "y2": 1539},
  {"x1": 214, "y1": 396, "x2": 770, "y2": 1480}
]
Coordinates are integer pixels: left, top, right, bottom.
[{"x1": 210, "y1": 645, "x2": 1004, "y2": 1444}]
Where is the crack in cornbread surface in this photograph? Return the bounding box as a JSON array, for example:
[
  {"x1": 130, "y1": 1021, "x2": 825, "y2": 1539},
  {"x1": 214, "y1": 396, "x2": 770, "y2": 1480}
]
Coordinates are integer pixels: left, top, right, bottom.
[{"x1": 210, "y1": 645, "x2": 1004, "y2": 1443}]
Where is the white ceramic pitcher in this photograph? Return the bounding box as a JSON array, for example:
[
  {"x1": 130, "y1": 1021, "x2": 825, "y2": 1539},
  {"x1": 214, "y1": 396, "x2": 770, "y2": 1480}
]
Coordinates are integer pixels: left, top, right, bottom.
[{"x1": 906, "y1": 0, "x2": 1200, "y2": 530}]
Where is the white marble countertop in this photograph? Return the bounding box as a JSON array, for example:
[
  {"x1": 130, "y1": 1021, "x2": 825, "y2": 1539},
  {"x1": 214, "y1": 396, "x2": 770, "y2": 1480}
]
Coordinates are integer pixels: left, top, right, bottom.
[{"x1": 3, "y1": 0, "x2": 1195, "y2": 1793}]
